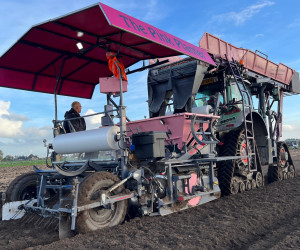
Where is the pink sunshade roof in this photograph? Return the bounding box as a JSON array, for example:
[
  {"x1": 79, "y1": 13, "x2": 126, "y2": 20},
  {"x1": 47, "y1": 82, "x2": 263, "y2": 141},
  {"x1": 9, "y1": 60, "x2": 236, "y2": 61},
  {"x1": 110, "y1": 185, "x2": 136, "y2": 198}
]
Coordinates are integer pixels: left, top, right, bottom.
[{"x1": 0, "y1": 2, "x2": 215, "y2": 99}]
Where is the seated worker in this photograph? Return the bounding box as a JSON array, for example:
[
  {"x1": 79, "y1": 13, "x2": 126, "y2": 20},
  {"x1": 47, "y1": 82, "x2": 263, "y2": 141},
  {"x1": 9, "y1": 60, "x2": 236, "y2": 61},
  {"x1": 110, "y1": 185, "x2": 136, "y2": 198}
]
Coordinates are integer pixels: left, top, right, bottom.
[{"x1": 63, "y1": 101, "x2": 86, "y2": 133}]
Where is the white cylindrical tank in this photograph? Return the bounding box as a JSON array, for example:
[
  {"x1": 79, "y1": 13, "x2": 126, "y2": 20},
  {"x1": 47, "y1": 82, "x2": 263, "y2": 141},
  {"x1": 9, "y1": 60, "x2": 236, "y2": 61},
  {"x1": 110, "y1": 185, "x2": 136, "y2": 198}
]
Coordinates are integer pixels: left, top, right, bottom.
[
  {"x1": 192, "y1": 105, "x2": 212, "y2": 115},
  {"x1": 52, "y1": 126, "x2": 120, "y2": 154}
]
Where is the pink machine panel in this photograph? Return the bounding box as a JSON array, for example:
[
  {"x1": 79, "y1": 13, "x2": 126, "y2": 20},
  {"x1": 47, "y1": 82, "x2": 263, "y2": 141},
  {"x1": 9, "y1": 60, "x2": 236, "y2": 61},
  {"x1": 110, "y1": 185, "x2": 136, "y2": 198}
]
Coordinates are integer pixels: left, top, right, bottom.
[
  {"x1": 99, "y1": 77, "x2": 128, "y2": 95},
  {"x1": 199, "y1": 32, "x2": 294, "y2": 85},
  {"x1": 127, "y1": 113, "x2": 218, "y2": 150}
]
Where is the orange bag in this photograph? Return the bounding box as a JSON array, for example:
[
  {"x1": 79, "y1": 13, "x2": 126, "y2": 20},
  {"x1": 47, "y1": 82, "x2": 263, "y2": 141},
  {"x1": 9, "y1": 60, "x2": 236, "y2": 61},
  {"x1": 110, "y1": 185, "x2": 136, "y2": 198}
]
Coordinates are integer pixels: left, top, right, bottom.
[{"x1": 106, "y1": 52, "x2": 127, "y2": 81}]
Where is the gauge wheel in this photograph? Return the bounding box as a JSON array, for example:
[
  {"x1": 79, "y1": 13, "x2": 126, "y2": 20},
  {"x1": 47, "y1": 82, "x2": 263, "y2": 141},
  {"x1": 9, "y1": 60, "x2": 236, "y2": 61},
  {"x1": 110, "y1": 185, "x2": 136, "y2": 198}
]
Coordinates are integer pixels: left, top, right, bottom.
[{"x1": 76, "y1": 172, "x2": 128, "y2": 233}]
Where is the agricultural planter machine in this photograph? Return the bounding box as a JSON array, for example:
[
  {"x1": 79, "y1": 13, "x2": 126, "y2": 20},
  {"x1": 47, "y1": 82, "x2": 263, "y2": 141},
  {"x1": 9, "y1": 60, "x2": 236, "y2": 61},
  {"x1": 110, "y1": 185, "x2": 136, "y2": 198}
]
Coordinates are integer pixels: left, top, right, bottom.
[{"x1": 0, "y1": 3, "x2": 299, "y2": 238}]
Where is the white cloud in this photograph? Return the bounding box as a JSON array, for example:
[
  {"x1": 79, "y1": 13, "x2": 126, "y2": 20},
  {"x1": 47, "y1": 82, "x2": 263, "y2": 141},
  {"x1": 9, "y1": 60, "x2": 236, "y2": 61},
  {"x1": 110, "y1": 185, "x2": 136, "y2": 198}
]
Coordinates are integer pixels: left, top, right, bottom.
[
  {"x1": 282, "y1": 124, "x2": 300, "y2": 139},
  {"x1": 84, "y1": 109, "x2": 103, "y2": 130},
  {"x1": 0, "y1": 100, "x2": 54, "y2": 156},
  {"x1": 143, "y1": 0, "x2": 167, "y2": 22},
  {"x1": 212, "y1": 1, "x2": 275, "y2": 26},
  {"x1": 0, "y1": 100, "x2": 23, "y2": 138},
  {"x1": 288, "y1": 18, "x2": 300, "y2": 28},
  {"x1": 255, "y1": 33, "x2": 264, "y2": 37},
  {"x1": 24, "y1": 126, "x2": 52, "y2": 139},
  {"x1": 212, "y1": 34, "x2": 224, "y2": 39},
  {"x1": 283, "y1": 124, "x2": 294, "y2": 131},
  {"x1": 2, "y1": 113, "x2": 29, "y2": 121}
]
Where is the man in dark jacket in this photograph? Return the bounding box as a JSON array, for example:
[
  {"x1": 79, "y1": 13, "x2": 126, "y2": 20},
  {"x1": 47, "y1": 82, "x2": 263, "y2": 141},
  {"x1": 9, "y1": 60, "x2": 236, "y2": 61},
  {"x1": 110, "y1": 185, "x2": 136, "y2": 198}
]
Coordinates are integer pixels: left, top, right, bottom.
[{"x1": 63, "y1": 101, "x2": 86, "y2": 133}]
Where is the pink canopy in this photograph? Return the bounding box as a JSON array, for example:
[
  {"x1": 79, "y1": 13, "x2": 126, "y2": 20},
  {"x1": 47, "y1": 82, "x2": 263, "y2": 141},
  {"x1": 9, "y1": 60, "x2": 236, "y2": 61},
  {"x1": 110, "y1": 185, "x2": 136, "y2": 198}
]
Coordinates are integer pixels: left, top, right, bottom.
[{"x1": 0, "y1": 3, "x2": 215, "y2": 99}]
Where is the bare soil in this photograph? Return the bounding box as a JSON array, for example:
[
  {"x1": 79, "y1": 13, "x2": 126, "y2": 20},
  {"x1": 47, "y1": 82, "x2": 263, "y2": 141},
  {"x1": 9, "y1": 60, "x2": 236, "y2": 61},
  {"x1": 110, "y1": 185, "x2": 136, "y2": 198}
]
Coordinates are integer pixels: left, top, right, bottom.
[{"x1": 0, "y1": 151, "x2": 299, "y2": 250}]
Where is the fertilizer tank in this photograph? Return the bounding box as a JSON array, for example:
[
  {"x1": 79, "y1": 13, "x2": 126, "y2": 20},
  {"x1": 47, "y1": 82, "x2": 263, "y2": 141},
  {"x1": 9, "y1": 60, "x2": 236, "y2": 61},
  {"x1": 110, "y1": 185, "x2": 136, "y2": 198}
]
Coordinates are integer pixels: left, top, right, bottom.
[{"x1": 52, "y1": 126, "x2": 120, "y2": 154}]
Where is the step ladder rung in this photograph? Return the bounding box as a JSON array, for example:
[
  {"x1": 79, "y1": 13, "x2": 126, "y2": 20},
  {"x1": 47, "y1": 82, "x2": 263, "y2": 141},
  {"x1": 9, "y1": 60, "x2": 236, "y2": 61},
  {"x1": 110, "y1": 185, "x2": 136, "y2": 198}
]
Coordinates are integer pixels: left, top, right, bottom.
[
  {"x1": 201, "y1": 141, "x2": 219, "y2": 144},
  {"x1": 196, "y1": 132, "x2": 212, "y2": 135}
]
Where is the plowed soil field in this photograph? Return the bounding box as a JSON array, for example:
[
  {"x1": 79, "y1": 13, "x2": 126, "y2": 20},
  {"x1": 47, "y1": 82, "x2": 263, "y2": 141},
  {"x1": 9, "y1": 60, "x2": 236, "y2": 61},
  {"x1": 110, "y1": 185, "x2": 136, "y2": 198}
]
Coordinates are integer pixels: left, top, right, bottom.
[{"x1": 0, "y1": 151, "x2": 299, "y2": 249}]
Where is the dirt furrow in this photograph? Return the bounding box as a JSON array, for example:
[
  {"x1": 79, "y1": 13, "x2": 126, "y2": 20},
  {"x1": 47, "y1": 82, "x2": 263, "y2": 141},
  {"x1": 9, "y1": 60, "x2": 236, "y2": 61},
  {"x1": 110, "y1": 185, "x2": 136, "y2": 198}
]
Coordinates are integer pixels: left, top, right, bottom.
[{"x1": 246, "y1": 212, "x2": 300, "y2": 250}]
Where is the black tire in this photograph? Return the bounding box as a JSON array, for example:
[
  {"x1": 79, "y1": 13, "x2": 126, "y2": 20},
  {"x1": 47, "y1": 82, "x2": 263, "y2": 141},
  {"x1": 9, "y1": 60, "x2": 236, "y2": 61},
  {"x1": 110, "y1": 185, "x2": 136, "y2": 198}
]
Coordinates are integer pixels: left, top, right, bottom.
[
  {"x1": 217, "y1": 129, "x2": 255, "y2": 196},
  {"x1": 76, "y1": 172, "x2": 128, "y2": 233},
  {"x1": 6, "y1": 172, "x2": 40, "y2": 202}
]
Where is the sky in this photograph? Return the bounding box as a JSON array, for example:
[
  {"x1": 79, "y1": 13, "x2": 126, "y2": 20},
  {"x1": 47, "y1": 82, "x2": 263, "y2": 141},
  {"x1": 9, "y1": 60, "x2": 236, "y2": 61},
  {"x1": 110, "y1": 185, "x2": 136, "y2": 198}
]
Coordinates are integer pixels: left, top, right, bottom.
[{"x1": 0, "y1": 0, "x2": 299, "y2": 157}]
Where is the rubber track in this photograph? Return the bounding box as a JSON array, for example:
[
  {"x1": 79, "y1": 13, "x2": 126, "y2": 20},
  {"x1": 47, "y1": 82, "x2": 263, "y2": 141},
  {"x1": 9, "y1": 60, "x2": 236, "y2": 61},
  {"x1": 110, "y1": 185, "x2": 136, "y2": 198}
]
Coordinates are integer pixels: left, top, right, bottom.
[{"x1": 217, "y1": 130, "x2": 241, "y2": 196}]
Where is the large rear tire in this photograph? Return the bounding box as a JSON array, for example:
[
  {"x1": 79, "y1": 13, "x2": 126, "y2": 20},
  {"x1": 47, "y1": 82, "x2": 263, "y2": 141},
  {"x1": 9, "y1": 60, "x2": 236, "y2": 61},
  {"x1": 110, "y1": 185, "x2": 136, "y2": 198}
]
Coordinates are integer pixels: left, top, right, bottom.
[
  {"x1": 6, "y1": 172, "x2": 40, "y2": 202},
  {"x1": 76, "y1": 172, "x2": 127, "y2": 233}
]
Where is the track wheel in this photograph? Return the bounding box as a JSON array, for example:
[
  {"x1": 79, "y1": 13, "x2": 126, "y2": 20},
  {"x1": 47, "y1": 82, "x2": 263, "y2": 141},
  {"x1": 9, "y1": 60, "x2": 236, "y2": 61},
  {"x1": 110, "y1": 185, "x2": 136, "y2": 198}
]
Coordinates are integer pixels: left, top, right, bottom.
[
  {"x1": 6, "y1": 172, "x2": 40, "y2": 202},
  {"x1": 288, "y1": 163, "x2": 296, "y2": 178},
  {"x1": 268, "y1": 142, "x2": 287, "y2": 183},
  {"x1": 239, "y1": 182, "x2": 245, "y2": 193},
  {"x1": 255, "y1": 172, "x2": 264, "y2": 187},
  {"x1": 76, "y1": 172, "x2": 128, "y2": 233},
  {"x1": 230, "y1": 177, "x2": 239, "y2": 195},
  {"x1": 245, "y1": 181, "x2": 252, "y2": 191},
  {"x1": 251, "y1": 179, "x2": 256, "y2": 189}
]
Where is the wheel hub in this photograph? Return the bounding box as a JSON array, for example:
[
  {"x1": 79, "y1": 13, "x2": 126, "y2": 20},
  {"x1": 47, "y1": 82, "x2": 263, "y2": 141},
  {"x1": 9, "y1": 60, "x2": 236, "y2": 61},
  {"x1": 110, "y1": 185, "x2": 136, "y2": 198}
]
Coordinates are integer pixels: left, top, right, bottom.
[
  {"x1": 240, "y1": 142, "x2": 248, "y2": 164},
  {"x1": 20, "y1": 185, "x2": 37, "y2": 200},
  {"x1": 89, "y1": 190, "x2": 116, "y2": 223}
]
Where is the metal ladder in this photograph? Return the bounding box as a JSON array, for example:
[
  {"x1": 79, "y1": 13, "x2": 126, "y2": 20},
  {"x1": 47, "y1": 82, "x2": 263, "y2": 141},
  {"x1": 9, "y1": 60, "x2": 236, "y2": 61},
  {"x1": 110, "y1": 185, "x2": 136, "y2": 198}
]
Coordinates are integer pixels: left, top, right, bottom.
[{"x1": 225, "y1": 55, "x2": 257, "y2": 172}]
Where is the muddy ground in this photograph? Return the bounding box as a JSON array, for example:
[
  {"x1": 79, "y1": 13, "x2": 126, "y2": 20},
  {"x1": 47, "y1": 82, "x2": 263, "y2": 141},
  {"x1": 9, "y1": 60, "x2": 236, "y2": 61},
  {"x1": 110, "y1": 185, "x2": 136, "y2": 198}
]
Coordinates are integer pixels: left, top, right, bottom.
[{"x1": 0, "y1": 151, "x2": 299, "y2": 249}]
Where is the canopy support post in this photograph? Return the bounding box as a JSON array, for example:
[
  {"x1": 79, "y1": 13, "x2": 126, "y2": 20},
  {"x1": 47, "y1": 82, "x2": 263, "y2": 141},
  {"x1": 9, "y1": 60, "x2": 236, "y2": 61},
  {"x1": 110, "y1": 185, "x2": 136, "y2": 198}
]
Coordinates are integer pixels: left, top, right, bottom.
[
  {"x1": 115, "y1": 62, "x2": 128, "y2": 179},
  {"x1": 53, "y1": 57, "x2": 68, "y2": 137}
]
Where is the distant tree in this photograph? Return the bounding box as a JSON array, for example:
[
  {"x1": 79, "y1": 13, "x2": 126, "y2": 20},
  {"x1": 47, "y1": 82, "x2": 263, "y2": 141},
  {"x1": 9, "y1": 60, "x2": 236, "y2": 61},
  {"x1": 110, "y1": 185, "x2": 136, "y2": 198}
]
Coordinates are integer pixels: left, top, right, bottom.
[
  {"x1": 27, "y1": 154, "x2": 39, "y2": 160},
  {"x1": 0, "y1": 150, "x2": 3, "y2": 161},
  {"x1": 3, "y1": 155, "x2": 14, "y2": 161}
]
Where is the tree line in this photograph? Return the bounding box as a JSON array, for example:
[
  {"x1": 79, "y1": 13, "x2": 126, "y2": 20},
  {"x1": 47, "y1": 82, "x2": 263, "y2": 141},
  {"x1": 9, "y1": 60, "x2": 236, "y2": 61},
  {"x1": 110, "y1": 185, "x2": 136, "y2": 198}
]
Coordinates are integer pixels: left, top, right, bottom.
[{"x1": 0, "y1": 150, "x2": 41, "y2": 161}]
